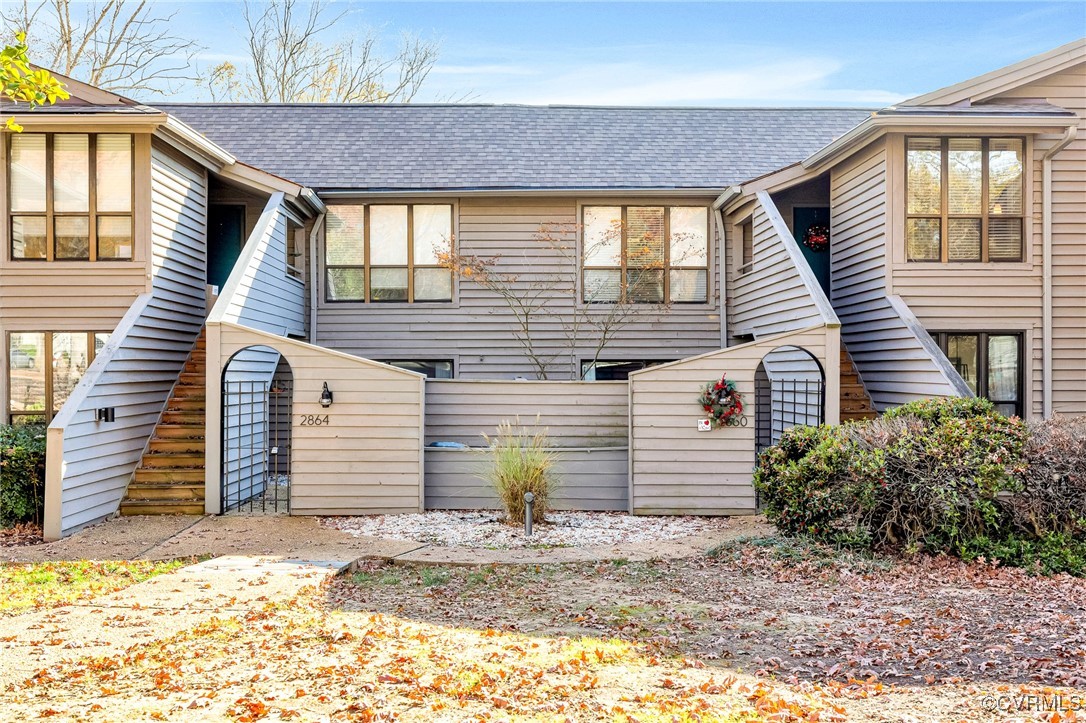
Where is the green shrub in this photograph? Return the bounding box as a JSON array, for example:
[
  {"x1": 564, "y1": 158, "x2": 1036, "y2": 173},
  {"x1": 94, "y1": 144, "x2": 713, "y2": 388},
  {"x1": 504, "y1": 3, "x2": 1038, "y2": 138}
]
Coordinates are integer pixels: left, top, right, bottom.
[
  {"x1": 0, "y1": 424, "x2": 47, "y2": 527},
  {"x1": 481, "y1": 418, "x2": 559, "y2": 526},
  {"x1": 958, "y1": 533, "x2": 1086, "y2": 577},
  {"x1": 755, "y1": 397, "x2": 1028, "y2": 553}
]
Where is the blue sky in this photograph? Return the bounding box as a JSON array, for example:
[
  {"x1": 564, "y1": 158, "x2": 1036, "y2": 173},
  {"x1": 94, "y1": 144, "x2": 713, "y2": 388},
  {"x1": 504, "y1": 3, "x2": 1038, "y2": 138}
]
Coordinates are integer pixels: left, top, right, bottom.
[{"x1": 173, "y1": 1, "x2": 1084, "y2": 105}]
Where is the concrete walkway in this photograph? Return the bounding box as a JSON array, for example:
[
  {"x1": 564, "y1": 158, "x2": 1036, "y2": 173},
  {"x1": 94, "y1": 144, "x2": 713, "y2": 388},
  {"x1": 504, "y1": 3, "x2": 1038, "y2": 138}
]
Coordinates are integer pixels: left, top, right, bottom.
[{"x1": 3, "y1": 514, "x2": 771, "y2": 566}]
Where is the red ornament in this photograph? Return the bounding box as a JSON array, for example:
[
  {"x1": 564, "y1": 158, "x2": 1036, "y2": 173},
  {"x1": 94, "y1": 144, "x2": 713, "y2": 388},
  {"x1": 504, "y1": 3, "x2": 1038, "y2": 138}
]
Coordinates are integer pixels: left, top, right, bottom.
[{"x1": 803, "y1": 224, "x2": 830, "y2": 252}]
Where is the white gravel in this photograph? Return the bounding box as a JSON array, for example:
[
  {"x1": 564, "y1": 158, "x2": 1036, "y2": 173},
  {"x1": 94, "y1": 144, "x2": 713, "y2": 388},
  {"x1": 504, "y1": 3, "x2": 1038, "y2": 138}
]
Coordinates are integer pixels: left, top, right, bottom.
[{"x1": 321, "y1": 511, "x2": 728, "y2": 549}]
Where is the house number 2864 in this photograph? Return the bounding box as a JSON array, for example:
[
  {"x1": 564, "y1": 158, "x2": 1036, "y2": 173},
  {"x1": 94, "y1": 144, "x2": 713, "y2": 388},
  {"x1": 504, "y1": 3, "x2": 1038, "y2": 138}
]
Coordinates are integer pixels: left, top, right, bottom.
[{"x1": 299, "y1": 414, "x2": 330, "y2": 426}]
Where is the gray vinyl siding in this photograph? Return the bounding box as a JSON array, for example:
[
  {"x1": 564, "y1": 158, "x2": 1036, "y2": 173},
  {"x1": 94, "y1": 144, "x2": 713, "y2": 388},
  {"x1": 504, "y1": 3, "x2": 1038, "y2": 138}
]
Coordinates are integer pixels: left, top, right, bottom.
[
  {"x1": 730, "y1": 192, "x2": 836, "y2": 338},
  {"x1": 629, "y1": 326, "x2": 833, "y2": 515},
  {"x1": 315, "y1": 197, "x2": 723, "y2": 379},
  {"x1": 47, "y1": 146, "x2": 208, "y2": 536},
  {"x1": 216, "y1": 324, "x2": 425, "y2": 515},
  {"x1": 216, "y1": 192, "x2": 306, "y2": 338},
  {"x1": 830, "y1": 140, "x2": 966, "y2": 409},
  {"x1": 423, "y1": 379, "x2": 628, "y2": 511},
  {"x1": 425, "y1": 447, "x2": 627, "y2": 512},
  {"x1": 998, "y1": 64, "x2": 1086, "y2": 415}
]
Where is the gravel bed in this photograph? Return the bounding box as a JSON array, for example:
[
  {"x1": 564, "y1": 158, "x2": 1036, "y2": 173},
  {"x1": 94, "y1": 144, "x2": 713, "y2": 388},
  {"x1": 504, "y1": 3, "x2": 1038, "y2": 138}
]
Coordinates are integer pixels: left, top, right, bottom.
[{"x1": 321, "y1": 511, "x2": 729, "y2": 549}]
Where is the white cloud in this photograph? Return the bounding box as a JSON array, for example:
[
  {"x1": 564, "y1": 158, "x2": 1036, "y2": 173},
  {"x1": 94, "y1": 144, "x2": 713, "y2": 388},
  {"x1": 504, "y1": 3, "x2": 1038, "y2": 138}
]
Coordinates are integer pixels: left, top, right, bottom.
[{"x1": 421, "y1": 54, "x2": 910, "y2": 106}]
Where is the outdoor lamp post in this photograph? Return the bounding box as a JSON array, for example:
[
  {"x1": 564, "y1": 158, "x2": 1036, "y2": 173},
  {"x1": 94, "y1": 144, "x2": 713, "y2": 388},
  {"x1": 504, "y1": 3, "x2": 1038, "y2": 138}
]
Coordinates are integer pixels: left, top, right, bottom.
[{"x1": 524, "y1": 492, "x2": 534, "y2": 536}]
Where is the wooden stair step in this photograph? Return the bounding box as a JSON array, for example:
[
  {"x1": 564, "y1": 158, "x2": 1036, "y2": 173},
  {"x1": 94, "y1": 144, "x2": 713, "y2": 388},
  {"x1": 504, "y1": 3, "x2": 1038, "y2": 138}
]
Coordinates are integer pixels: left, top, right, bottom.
[
  {"x1": 124, "y1": 483, "x2": 204, "y2": 501},
  {"x1": 149, "y1": 438, "x2": 206, "y2": 454},
  {"x1": 161, "y1": 411, "x2": 204, "y2": 425},
  {"x1": 135, "y1": 468, "x2": 204, "y2": 483},
  {"x1": 166, "y1": 398, "x2": 205, "y2": 411},
  {"x1": 139, "y1": 453, "x2": 204, "y2": 468},
  {"x1": 153, "y1": 424, "x2": 206, "y2": 439},
  {"x1": 120, "y1": 501, "x2": 204, "y2": 516},
  {"x1": 177, "y1": 373, "x2": 204, "y2": 385}
]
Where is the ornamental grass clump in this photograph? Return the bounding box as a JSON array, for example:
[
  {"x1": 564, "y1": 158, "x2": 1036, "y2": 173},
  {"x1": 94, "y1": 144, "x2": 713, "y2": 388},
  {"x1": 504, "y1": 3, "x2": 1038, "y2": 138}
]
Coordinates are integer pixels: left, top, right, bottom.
[{"x1": 481, "y1": 417, "x2": 559, "y2": 526}]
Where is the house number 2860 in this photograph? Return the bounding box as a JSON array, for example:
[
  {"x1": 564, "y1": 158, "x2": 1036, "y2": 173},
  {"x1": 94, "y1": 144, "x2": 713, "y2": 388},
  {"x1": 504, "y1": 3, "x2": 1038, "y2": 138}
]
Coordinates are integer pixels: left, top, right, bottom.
[{"x1": 299, "y1": 414, "x2": 330, "y2": 426}]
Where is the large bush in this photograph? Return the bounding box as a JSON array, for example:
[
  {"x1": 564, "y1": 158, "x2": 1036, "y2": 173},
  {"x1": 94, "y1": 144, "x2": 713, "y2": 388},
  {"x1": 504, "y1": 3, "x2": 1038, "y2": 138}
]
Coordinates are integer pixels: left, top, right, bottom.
[
  {"x1": 0, "y1": 424, "x2": 47, "y2": 527},
  {"x1": 755, "y1": 397, "x2": 1036, "y2": 555}
]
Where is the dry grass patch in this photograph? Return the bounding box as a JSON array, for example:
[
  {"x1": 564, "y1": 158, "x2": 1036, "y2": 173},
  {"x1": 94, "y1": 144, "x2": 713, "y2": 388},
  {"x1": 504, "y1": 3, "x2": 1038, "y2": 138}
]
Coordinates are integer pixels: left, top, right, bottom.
[{"x1": 0, "y1": 559, "x2": 192, "y2": 617}]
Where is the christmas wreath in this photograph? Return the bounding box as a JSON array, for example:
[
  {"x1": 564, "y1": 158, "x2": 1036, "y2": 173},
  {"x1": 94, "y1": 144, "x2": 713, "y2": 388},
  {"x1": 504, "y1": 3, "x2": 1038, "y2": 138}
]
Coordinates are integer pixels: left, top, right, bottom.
[
  {"x1": 698, "y1": 374, "x2": 743, "y2": 428},
  {"x1": 803, "y1": 224, "x2": 830, "y2": 252}
]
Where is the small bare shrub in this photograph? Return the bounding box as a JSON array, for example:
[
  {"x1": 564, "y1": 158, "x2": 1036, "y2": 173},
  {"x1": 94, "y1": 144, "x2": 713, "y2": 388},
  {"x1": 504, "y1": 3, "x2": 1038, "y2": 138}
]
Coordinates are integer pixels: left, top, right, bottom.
[{"x1": 481, "y1": 417, "x2": 559, "y2": 526}]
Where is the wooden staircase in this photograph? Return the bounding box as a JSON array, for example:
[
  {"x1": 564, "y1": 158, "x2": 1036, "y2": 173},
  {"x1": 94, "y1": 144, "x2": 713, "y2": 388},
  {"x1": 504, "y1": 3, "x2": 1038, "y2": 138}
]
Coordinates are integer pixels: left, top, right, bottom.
[
  {"x1": 840, "y1": 343, "x2": 878, "y2": 422},
  {"x1": 120, "y1": 331, "x2": 207, "y2": 515}
]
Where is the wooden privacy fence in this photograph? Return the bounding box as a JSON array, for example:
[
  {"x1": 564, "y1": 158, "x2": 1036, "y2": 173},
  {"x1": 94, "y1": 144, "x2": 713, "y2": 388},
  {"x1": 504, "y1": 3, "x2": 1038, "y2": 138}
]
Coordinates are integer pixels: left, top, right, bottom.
[{"x1": 424, "y1": 380, "x2": 629, "y2": 512}]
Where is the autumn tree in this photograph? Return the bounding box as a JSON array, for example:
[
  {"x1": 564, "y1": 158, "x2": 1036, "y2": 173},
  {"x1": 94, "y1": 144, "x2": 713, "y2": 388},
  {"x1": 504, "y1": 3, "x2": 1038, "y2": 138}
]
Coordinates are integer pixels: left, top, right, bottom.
[
  {"x1": 438, "y1": 221, "x2": 677, "y2": 380},
  {"x1": 205, "y1": 0, "x2": 439, "y2": 103},
  {"x1": 2, "y1": 0, "x2": 200, "y2": 96},
  {"x1": 2, "y1": 31, "x2": 70, "y2": 130}
]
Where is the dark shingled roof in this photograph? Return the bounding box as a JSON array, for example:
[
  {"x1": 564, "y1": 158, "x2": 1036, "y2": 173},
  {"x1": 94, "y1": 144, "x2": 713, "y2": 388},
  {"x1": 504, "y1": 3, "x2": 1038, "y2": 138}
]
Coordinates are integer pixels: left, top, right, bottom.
[{"x1": 153, "y1": 104, "x2": 872, "y2": 192}]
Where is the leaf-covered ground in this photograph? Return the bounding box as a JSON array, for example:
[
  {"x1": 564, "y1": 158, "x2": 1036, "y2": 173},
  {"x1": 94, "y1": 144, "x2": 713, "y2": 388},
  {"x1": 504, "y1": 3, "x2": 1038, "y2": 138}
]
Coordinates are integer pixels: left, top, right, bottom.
[
  {"x1": 1, "y1": 537, "x2": 1084, "y2": 721},
  {"x1": 0, "y1": 559, "x2": 190, "y2": 617}
]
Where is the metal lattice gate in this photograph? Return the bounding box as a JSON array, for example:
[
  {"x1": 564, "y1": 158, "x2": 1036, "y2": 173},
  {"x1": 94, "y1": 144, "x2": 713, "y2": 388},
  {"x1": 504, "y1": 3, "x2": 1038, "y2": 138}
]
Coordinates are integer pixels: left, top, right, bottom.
[
  {"x1": 755, "y1": 379, "x2": 826, "y2": 455},
  {"x1": 221, "y1": 377, "x2": 292, "y2": 514}
]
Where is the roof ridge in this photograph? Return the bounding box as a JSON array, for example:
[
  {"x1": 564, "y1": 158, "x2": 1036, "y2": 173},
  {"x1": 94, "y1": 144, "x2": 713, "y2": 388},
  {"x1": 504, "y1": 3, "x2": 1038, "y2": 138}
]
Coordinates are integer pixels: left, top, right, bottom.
[{"x1": 150, "y1": 102, "x2": 879, "y2": 112}]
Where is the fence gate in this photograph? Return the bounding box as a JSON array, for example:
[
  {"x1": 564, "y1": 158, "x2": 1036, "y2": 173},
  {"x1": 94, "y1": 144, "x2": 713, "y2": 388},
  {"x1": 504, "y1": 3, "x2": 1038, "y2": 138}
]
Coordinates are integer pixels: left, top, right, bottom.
[
  {"x1": 221, "y1": 377, "x2": 293, "y2": 514},
  {"x1": 755, "y1": 378, "x2": 826, "y2": 455}
]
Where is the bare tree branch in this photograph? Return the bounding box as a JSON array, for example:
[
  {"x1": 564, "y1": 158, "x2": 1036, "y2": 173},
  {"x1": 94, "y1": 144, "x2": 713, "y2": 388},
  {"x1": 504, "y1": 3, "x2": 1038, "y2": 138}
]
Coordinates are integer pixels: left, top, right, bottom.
[
  {"x1": 205, "y1": 0, "x2": 440, "y2": 103},
  {"x1": 2, "y1": 0, "x2": 201, "y2": 96}
]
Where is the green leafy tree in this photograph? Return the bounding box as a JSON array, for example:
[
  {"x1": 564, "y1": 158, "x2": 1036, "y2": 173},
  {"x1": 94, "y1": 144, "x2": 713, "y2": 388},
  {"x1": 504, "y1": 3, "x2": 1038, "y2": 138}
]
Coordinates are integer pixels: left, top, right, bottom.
[{"x1": 2, "y1": 31, "x2": 69, "y2": 131}]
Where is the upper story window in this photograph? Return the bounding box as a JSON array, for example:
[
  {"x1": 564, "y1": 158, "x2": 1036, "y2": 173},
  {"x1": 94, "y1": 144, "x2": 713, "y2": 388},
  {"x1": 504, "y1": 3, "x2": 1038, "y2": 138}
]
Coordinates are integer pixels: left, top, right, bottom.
[
  {"x1": 8, "y1": 133, "x2": 134, "y2": 262},
  {"x1": 325, "y1": 204, "x2": 453, "y2": 302},
  {"x1": 906, "y1": 137, "x2": 1024, "y2": 263},
  {"x1": 739, "y1": 218, "x2": 754, "y2": 273},
  {"x1": 582, "y1": 205, "x2": 708, "y2": 304}
]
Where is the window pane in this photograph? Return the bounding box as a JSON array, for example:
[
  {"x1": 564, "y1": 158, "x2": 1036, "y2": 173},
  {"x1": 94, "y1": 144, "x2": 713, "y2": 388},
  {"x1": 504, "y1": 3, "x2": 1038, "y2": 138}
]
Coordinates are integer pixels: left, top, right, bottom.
[
  {"x1": 96, "y1": 134, "x2": 132, "y2": 212},
  {"x1": 383, "y1": 360, "x2": 453, "y2": 379},
  {"x1": 583, "y1": 269, "x2": 620, "y2": 302},
  {"x1": 10, "y1": 134, "x2": 47, "y2": 213},
  {"x1": 369, "y1": 206, "x2": 408, "y2": 265},
  {"x1": 989, "y1": 139, "x2": 1023, "y2": 216},
  {"x1": 12, "y1": 216, "x2": 47, "y2": 259},
  {"x1": 742, "y1": 222, "x2": 754, "y2": 266},
  {"x1": 907, "y1": 138, "x2": 941, "y2": 215},
  {"x1": 55, "y1": 216, "x2": 90, "y2": 260},
  {"x1": 53, "y1": 134, "x2": 90, "y2": 212},
  {"x1": 948, "y1": 218, "x2": 981, "y2": 261},
  {"x1": 669, "y1": 269, "x2": 707, "y2": 303},
  {"x1": 989, "y1": 218, "x2": 1022, "y2": 261},
  {"x1": 626, "y1": 207, "x2": 665, "y2": 268},
  {"x1": 988, "y1": 335, "x2": 1019, "y2": 405},
  {"x1": 947, "y1": 138, "x2": 982, "y2": 215},
  {"x1": 413, "y1": 205, "x2": 452, "y2": 265},
  {"x1": 370, "y1": 267, "x2": 408, "y2": 301},
  {"x1": 627, "y1": 268, "x2": 664, "y2": 303},
  {"x1": 98, "y1": 216, "x2": 133, "y2": 259},
  {"x1": 95, "y1": 333, "x2": 110, "y2": 355},
  {"x1": 414, "y1": 267, "x2": 452, "y2": 301},
  {"x1": 583, "y1": 206, "x2": 621, "y2": 266},
  {"x1": 52, "y1": 332, "x2": 90, "y2": 413},
  {"x1": 9, "y1": 332, "x2": 45, "y2": 416},
  {"x1": 946, "y1": 334, "x2": 978, "y2": 394},
  {"x1": 326, "y1": 206, "x2": 365, "y2": 265},
  {"x1": 669, "y1": 207, "x2": 708, "y2": 267},
  {"x1": 906, "y1": 218, "x2": 940, "y2": 261},
  {"x1": 326, "y1": 268, "x2": 365, "y2": 301}
]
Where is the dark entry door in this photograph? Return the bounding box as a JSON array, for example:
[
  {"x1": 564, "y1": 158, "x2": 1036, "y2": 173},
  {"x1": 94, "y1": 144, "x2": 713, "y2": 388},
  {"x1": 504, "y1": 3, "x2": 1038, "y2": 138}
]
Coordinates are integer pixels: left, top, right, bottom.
[
  {"x1": 207, "y1": 205, "x2": 245, "y2": 290},
  {"x1": 793, "y1": 207, "x2": 831, "y2": 296}
]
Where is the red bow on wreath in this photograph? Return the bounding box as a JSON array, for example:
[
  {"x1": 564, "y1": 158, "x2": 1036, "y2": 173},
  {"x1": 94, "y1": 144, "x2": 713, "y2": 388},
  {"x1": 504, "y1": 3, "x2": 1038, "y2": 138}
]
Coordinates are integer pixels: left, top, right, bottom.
[{"x1": 803, "y1": 224, "x2": 830, "y2": 252}]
